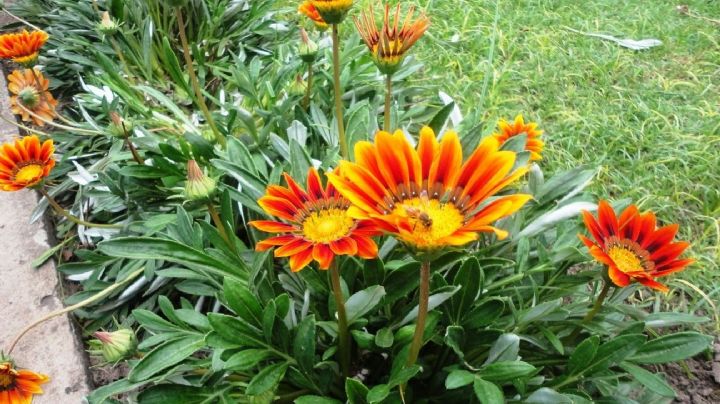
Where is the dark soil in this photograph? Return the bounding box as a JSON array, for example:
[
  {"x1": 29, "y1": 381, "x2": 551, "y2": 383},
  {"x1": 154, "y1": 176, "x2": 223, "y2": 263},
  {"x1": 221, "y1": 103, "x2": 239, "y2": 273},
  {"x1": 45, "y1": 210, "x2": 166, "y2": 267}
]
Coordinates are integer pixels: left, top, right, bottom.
[{"x1": 655, "y1": 338, "x2": 720, "y2": 403}]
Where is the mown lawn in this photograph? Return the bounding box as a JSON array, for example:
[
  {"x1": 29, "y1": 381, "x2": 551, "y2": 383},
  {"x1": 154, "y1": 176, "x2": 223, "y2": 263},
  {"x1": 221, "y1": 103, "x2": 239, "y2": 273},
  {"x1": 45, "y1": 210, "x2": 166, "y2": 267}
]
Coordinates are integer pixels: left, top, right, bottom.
[{"x1": 400, "y1": 0, "x2": 719, "y2": 315}]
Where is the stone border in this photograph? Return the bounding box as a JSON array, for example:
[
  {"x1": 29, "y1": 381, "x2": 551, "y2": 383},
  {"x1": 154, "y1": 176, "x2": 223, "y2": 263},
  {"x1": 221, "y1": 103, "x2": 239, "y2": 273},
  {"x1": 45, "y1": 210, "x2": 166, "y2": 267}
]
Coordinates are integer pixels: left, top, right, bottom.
[{"x1": 0, "y1": 16, "x2": 92, "y2": 403}]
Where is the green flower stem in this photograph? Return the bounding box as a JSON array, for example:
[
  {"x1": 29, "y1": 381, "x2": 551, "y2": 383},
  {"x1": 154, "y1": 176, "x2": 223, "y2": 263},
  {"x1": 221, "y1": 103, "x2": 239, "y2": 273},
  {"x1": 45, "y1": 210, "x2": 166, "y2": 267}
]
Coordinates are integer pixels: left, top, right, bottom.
[
  {"x1": 330, "y1": 260, "x2": 351, "y2": 378},
  {"x1": 15, "y1": 103, "x2": 102, "y2": 135},
  {"x1": 383, "y1": 74, "x2": 392, "y2": 131},
  {"x1": 302, "y1": 62, "x2": 314, "y2": 110},
  {"x1": 207, "y1": 202, "x2": 237, "y2": 255},
  {"x1": 6, "y1": 267, "x2": 144, "y2": 354},
  {"x1": 39, "y1": 188, "x2": 124, "y2": 229},
  {"x1": 175, "y1": 7, "x2": 226, "y2": 148},
  {"x1": 406, "y1": 260, "x2": 431, "y2": 367},
  {"x1": 567, "y1": 281, "x2": 612, "y2": 343},
  {"x1": 331, "y1": 24, "x2": 348, "y2": 159}
]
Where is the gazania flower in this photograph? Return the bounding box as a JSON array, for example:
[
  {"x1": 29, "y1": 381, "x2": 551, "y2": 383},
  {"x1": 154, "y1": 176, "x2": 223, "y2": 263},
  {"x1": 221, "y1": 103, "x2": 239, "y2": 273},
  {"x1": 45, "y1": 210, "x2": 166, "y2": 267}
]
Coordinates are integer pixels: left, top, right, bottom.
[
  {"x1": 0, "y1": 360, "x2": 49, "y2": 403},
  {"x1": 0, "y1": 30, "x2": 49, "y2": 66},
  {"x1": 250, "y1": 168, "x2": 379, "y2": 272},
  {"x1": 309, "y1": 0, "x2": 353, "y2": 25},
  {"x1": 579, "y1": 201, "x2": 694, "y2": 292},
  {"x1": 354, "y1": 3, "x2": 429, "y2": 75},
  {"x1": 328, "y1": 127, "x2": 531, "y2": 253},
  {"x1": 7, "y1": 68, "x2": 58, "y2": 127},
  {"x1": 0, "y1": 135, "x2": 55, "y2": 191},
  {"x1": 492, "y1": 114, "x2": 544, "y2": 161},
  {"x1": 298, "y1": 1, "x2": 328, "y2": 30}
]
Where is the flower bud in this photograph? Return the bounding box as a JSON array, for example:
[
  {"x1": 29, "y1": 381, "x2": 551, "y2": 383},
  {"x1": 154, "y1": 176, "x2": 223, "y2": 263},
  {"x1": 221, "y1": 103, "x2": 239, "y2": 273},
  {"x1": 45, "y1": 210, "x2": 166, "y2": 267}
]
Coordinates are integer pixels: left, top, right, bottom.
[
  {"x1": 298, "y1": 29, "x2": 318, "y2": 63},
  {"x1": 185, "y1": 160, "x2": 216, "y2": 202},
  {"x1": 90, "y1": 329, "x2": 137, "y2": 363},
  {"x1": 108, "y1": 112, "x2": 134, "y2": 138},
  {"x1": 97, "y1": 12, "x2": 119, "y2": 35},
  {"x1": 288, "y1": 74, "x2": 307, "y2": 96}
]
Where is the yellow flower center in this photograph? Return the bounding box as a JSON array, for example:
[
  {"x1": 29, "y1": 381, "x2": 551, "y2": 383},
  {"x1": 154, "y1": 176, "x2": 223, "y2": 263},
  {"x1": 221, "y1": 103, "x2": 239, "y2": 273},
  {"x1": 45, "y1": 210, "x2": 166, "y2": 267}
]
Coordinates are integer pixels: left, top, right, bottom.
[
  {"x1": 392, "y1": 197, "x2": 465, "y2": 248},
  {"x1": 607, "y1": 246, "x2": 643, "y2": 274},
  {"x1": 0, "y1": 363, "x2": 17, "y2": 389},
  {"x1": 14, "y1": 163, "x2": 44, "y2": 185},
  {"x1": 302, "y1": 208, "x2": 354, "y2": 243}
]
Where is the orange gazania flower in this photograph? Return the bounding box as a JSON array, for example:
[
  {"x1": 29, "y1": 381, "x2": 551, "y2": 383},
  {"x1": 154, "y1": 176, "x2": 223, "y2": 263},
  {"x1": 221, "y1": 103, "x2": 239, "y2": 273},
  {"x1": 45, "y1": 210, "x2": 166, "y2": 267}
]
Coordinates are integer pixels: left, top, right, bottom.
[
  {"x1": 354, "y1": 3, "x2": 429, "y2": 75},
  {"x1": 298, "y1": 1, "x2": 328, "y2": 30},
  {"x1": 492, "y1": 115, "x2": 544, "y2": 161},
  {"x1": 328, "y1": 127, "x2": 531, "y2": 252},
  {"x1": 0, "y1": 361, "x2": 49, "y2": 403},
  {"x1": 7, "y1": 68, "x2": 58, "y2": 127},
  {"x1": 250, "y1": 168, "x2": 379, "y2": 272},
  {"x1": 309, "y1": 0, "x2": 353, "y2": 24},
  {"x1": 0, "y1": 30, "x2": 49, "y2": 66},
  {"x1": 0, "y1": 135, "x2": 55, "y2": 191},
  {"x1": 579, "y1": 201, "x2": 695, "y2": 292}
]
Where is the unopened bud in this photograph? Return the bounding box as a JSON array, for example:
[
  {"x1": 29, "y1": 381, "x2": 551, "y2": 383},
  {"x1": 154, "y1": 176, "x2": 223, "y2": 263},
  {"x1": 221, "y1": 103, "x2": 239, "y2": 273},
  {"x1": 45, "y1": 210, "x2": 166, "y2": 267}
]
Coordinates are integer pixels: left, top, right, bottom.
[
  {"x1": 97, "y1": 12, "x2": 119, "y2": 35},
  {"x1": 288, "y1": 74, "x2": 307, "y2": 96},
  {"x1": 108, "y1": 112, "x2": 134, "y2": 138},
  {"x1": 185, "y1": 160, "x2": 216, "y2": 201},
  {"x1": 298, "y1": 28, "x2": 318, "y2": 63},
  {"x1": 90, "y1": 329, "x2": 137, "y2": 363}
]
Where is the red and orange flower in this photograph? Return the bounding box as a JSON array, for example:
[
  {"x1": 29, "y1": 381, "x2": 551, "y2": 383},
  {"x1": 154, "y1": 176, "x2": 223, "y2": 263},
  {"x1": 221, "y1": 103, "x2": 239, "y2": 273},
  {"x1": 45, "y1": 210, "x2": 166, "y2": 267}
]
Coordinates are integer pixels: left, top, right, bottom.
[
  {"x1": 7, "y1": 68, "x2": 58, "y2": 127},
  {"x1": 298, "y1": 1, "x2": 328, "y2": 30},
  {"x1": 328, "y1": 127, "x2": 531, "y2": 253},
  {"x1": 354, "y1": 3, "x2": 429, "y2": 74},
  {"x1": 250, "y1": 168, "x2": 379, "y2": 272},
  {"x1": 579, "y1": 201, "x2": 694, "y2": 292},
  {"x1": 308, "y1": 0, "x2": 353, "y2": 25},
  {"x1": 0, "y1": 30, "x2": 49, "y2": 66},
  {"x1": 0, "y1": 135, "x2": 55, "y2": 191},
  {"x1": 0, "y1": 360, "x2": 49, "y2": 403},
  {"x1": 492, "y1": 115, "x2": 544, "y2": 161}
]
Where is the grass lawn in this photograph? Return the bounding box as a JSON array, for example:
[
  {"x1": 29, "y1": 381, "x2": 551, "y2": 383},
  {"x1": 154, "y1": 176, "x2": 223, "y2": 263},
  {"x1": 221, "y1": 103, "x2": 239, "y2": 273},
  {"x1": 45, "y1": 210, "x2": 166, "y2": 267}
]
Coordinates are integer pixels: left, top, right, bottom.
[{"x1": 404, "y1": 0, "x2": 719, "y2": 318}]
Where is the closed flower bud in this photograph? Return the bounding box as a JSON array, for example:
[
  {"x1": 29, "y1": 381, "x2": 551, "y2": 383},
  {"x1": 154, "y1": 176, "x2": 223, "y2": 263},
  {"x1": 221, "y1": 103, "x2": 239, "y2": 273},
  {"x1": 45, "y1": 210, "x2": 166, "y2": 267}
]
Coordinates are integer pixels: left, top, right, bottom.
[
  {"x1": 298, "y1": 29, "x2": 318, "y2": 63},
  {"x1": 91, "y1": 329, "x2": 137, "y2": 363},
  {"x1": 108, "y1": 112, "x2": 133, "y2": 138},
  {"x1": 97, "y1": 12, "x2": 119, "y2": 35},
  {"x1": 288, "y1": 74, "x2": 307, "y2": 96},
  {"x1": 185, "y1": 160, "x2": 216, "y2": 201}
]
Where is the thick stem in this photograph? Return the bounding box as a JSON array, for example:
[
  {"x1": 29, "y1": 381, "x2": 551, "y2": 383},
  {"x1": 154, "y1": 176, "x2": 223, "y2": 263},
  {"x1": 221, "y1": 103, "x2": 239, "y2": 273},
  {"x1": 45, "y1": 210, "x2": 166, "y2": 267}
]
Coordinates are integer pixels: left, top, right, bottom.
[
  {"x1": 6, "y1": 267, "x2": 144, "y2": 353},
  {"x1": 175, "y1": 7, "x2": 226, "y2": 147},
  {"x1": 39, "y1": 188, "x2": 123, "y2": 229},
  {"x1": 207, "y1": 202, "x2": 236, "y2": 254},
  {"x1": 330, "y1": 260, "x2": 351, "y2": 378},
  {"x1": 383, "y1": 74, "x2": 392, "y2": 131},
  {"x1": 407, "y1": 261, "x2": 430, "y2": 367},
  {"x1": 567, "y1": 281, "x2": 612, "y2": 343},
  {"x1": 331, "y1": 24, "x2": 348, "y2": 159},
  {"x1": 302, "y1": 63, "x2": 314, "y2": 110}
]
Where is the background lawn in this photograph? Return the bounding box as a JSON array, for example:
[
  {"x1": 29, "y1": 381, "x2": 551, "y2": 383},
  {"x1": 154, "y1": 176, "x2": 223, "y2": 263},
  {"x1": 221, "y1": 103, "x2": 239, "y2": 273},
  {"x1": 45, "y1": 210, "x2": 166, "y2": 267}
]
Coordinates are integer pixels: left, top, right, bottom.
[{"x1": 401, "y1": 0, "x2": 719, "y2": 321}]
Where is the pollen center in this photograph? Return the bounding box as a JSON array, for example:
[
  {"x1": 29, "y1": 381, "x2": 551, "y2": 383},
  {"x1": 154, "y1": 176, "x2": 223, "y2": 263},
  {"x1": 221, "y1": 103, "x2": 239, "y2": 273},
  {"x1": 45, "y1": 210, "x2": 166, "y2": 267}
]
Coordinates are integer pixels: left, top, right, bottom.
[
  {"x1": 0, "y1": 363, "x2": 16, "y2": 389},
  {"x1": 14, "y1": 163, "x2": 44, "y2": 185},
  {"x1": 302, "y1": 208, "x2": 354, "y2": 243},
  {"x1": 392, "y1": 197, "x2": 464, "y2": 248},
  {"x1": 607, "y1": 246, "x2": 643, "y2": 274}
]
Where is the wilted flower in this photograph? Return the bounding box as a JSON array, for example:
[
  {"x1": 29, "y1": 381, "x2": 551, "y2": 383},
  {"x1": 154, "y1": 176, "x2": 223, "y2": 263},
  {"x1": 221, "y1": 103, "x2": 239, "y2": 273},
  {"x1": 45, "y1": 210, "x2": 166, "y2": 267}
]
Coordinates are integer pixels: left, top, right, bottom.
[
  {"x1": 492, "y1": 115, "x2": 545, "y2": 161},
  {"x1": 328, "y1": 127, "x2": 530, "y2": 255},
  {"x1": 97, "y1": 11, "x2": 120, "y2": 35},
  {"x1": 308, "y1": 0, "x2": 353, "y2": 25},
  {"x1": 90, "y1": 329, "x2": 138, "y2": 363},
  {"x1": 0, "y1": 30, "x2": 49, "y2": 66},
  {"x1": 184, "y1": 160, "x2": 216, "y2": 202},
  {"x1": 298, "y1": 1, "x2": 328, "y2": 30},
  {"x1": 249, "y1": 168, "x2": 380, "y2": 272},
  {"x1": 0, "y1": 358, "x2": 49, "y2": 403},
  {"x1": 7, "y1": 68, "x2": 58, "y2": 126},
  {"x1": 354, "y1": 3, "x2": 429, "y2": 75},
  {"x1": 298, "y1": 28, "x2": 318, "y2": 63},
  {"x1": 579, "y1": 201, "x2": 694, "y2": 292},
  {"x1": 0, "y1": 135, "x2": 55, "y2": 191}
]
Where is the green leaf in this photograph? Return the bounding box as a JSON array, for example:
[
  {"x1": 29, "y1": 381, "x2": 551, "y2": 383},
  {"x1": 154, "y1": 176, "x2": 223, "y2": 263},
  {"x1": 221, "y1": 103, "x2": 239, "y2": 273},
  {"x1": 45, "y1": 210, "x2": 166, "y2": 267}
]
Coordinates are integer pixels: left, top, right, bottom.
[
  {"x1": 399, "y1": 285, "x2": 461, "y2": 326},
  {"x1": 388, "y1": 365, "x2": 421, "y2": 387},
  {"x1": 444, "y1": 325, "x2": 466, "y2": 359},
  {"x1": 428, "y1": 101, "x2": 455, "y2": 134},
  {"x1": 345, "y1": 378, "x2": 369, "y2": 404},
  {"x1": 223, "y1": 278, "x2": 262, "y2": 326},
  {"x1": 345, "y1": 285, "x2": 386, "y2": 324},
  {"x1": 620, "y1": 362, "x2": 675, "y2": 397},
  {"x1": 525, "y1": 388, "x2": 573, "y2": 403},
  {"x1": 32, "y1": 238, "x2": 71, "y2": 268},
  {"x1": 485, "y1": 333, "x2": 520, "y2": 364},
  {"x1": 224, "y1": 349, "x2": 273, "y2": 371},
  {"x1": 445, "y1": 369, "x2": 474, "y2": 389},
  {"x1": 161, "y1": 36, "x2": 192, "y2": 96},
  {"x1": 473, "y1": 377, "x2": 504, "y2": 404},
  {"x1": 294, "y1": 396, "x2": 342, "y2": 404},
  {"x1": 629, "y1": 332, "x2": 713, "y2": 364},
  {"x1": 375, "y1": 327, "x2": 394, "y2": 348},
  {"x1": 451, "y1": 257, "x2": 482, "y2": 324},
  {"x1": 207, "y1": 313, "x2": 263, "y2": 346},
  {"x1": 584, "y1": 334, "x2": 646, "y2": 375},
  {"x1": 479, "y1": 361, "x2": 536, "y2": 382},
  {"x1": 568, "y1": 335, "x2": 599, "y2": 375},
  {"x1": 128, "y1": 335, "x2": 204, "y2": 382},
  {"x1": 293, "y1": 315, "x2": 316, "y2": 372},
  {"x1": 366, "y1": 384, "x2": 390, "y2": 404},
  {"x1": 644, "y1": 313, "x2": 709, "y2": 328},
  {"x1": 138, "y1": 385, "x2": 212, "y2": 404},
  {"x1": 133, "y1": 309, "x2": 181, "y2": 333},
  {"x1": 517, "y1": 299, "x2": 562, "y2": 326},
  {"x1": 464, "y1": 299, "x2": 505, "y2": 329},
  {"x1": 245, "y1": 362, "x2": 288, "y2": 396},
  {"x1": 539, "y1": 326, "x2": 564, "y2": 355}
]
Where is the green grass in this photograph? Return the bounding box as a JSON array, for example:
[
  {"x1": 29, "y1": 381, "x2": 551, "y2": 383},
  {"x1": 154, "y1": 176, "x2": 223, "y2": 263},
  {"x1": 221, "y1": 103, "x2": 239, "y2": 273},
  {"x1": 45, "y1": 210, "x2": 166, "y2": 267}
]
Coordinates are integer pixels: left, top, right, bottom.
[{"x1": 409, "y1": 0, "x2": 719, "y2": 314}]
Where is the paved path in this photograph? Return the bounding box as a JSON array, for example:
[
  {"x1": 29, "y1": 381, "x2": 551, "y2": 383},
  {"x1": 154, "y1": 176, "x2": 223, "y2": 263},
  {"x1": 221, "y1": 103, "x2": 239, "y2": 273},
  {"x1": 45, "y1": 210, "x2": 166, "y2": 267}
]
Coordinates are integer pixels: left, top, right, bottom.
[{"x1": 0, "y1": 16, "x2": 91, "y2": 403}]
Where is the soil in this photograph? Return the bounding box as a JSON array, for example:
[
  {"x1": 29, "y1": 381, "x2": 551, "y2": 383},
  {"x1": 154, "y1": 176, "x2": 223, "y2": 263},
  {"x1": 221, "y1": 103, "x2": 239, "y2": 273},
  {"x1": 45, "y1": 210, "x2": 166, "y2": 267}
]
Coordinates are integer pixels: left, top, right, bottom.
[{"x1": 654, "y1": 338, "x2": 720, "y2": 403}]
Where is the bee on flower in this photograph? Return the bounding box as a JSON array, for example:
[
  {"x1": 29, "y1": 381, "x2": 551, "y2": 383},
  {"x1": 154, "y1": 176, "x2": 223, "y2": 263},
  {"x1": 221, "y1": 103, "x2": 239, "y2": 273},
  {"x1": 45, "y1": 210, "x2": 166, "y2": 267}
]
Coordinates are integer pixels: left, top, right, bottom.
[{"x1": 0, "y1": 30, "x2": 49, "y2": 67}]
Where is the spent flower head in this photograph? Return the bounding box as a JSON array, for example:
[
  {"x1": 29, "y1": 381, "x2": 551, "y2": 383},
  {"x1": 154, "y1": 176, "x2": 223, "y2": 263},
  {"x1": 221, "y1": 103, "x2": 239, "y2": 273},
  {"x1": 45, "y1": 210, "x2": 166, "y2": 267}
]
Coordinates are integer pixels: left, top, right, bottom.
[
  {"x1": 7, "y1": 68, "x2": 58, "y2": 127},
  {"x1": 184, "y1": 160, "x2": 216, "y2": 202},
  {"x1": 97, "y1": 11, "x2": 120, "y2": 35},
  {"x1": 298, "y1": 28, "x2": 319, "y2": 63}
]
